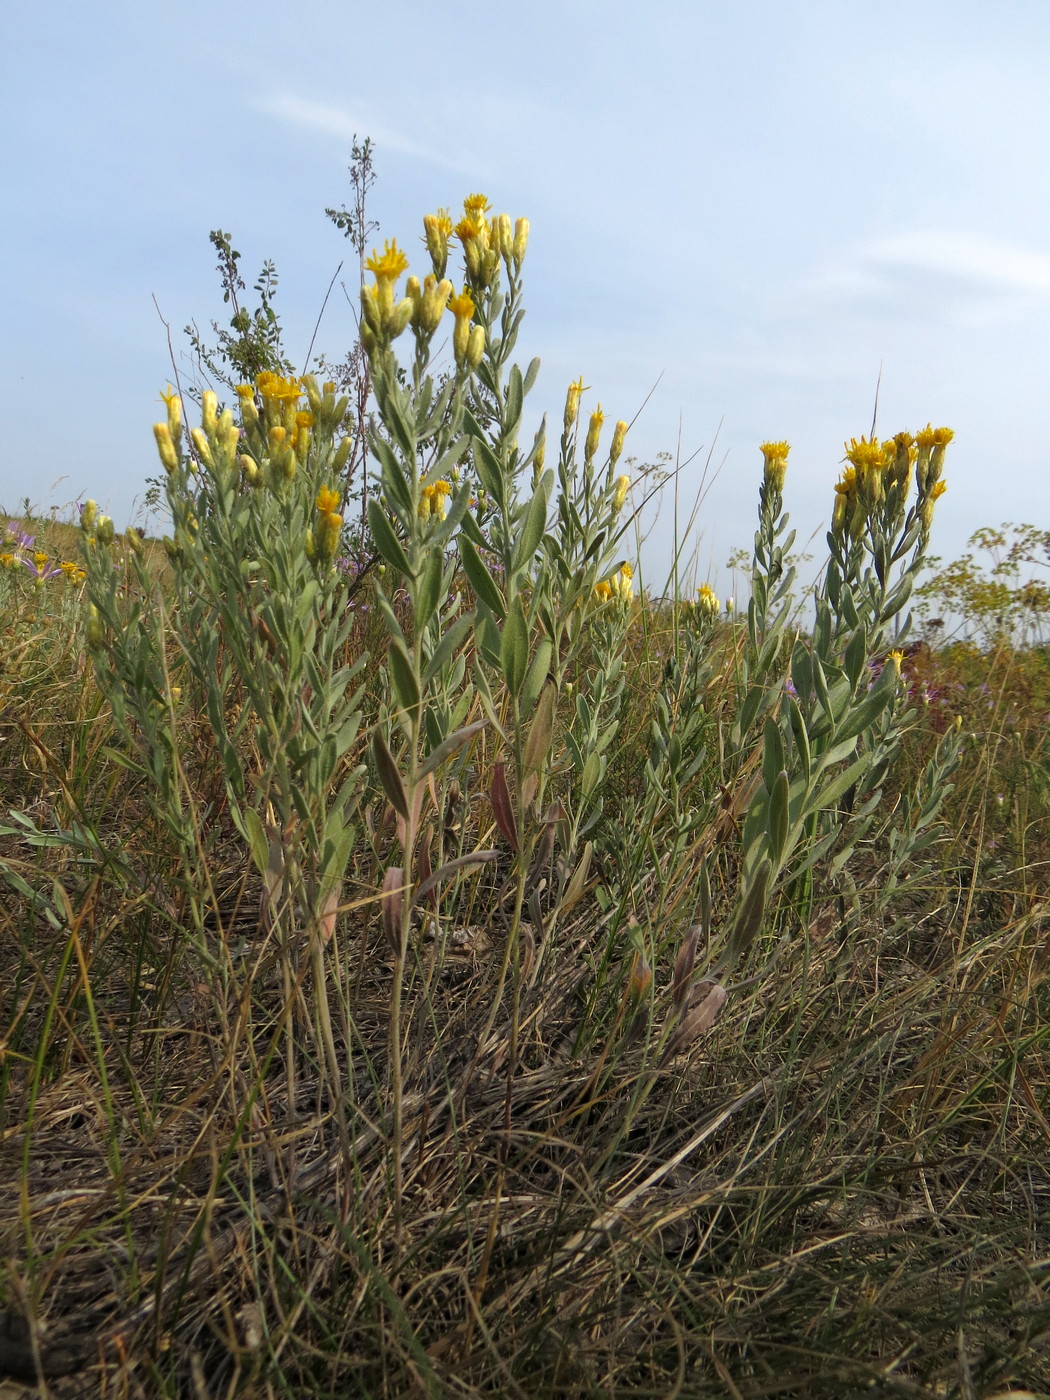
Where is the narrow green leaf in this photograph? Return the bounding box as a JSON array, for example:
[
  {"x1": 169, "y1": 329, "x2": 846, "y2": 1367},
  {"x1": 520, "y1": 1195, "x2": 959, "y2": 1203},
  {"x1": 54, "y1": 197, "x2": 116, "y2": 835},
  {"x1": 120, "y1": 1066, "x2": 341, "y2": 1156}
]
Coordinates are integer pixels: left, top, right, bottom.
[
  {"x1": 505, "y1": 365, "x2": 524, "y2": 437},
  {"x1": 419, "y1": 717, "x2": 488, "y2": 780},
  {"x1": 768, "y1": 768, "x2": 789, "y2": 864},
  {"x1": 520, "y1": 635, "x2": 553, "y2": 713},
  {"x1": 372, "y1": 732, "x2": 409, "y2": 820},
  {"x1": 422, "y1": 614, "x2": 475, "y2": 690},
  {"x1": 514, "y1": 479, "x2": 550, "y2": 573},
  {"x1": 459, "y1": 536, "x2": 506, "y2": 619},
  {"x1": 522, "y1": 678, "x2": 557, "y2": 779},
  {"x1": 501, "y1": 597, "x2": 529, "y2": 697},
  {"x1": 368, "y1": 499, "x2": 412, "y2": 578},
  {"x1": 387, "y1": 639, "x2": 421, "y2": 721},
  {"x1": 415, "y1": 547, "x2": 444, "y2": 630}
]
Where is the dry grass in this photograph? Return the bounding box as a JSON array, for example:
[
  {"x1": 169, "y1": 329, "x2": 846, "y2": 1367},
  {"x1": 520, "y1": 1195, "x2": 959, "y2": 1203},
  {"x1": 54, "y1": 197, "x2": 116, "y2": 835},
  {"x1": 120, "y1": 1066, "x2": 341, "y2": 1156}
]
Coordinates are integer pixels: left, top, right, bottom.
[{"x1": 1, "y1": 517, "x2": 1049, "y2": 1398}]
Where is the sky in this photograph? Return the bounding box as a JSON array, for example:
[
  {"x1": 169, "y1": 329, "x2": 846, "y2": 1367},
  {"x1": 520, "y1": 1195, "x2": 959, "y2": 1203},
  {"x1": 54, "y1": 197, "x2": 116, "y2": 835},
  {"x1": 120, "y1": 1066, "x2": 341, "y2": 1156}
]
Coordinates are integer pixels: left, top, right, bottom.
[{"x1": 3, "y1": 0, "x2": 1049, "y2": 592}]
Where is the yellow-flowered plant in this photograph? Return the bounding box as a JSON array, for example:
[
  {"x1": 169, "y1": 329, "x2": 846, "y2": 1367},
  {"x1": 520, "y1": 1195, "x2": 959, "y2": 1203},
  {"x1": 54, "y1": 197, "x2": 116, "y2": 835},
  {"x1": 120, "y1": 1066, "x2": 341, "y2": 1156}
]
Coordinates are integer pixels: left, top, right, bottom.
[{"x1": 82, "y1": 370, "x2": 366, "y2": 1108}]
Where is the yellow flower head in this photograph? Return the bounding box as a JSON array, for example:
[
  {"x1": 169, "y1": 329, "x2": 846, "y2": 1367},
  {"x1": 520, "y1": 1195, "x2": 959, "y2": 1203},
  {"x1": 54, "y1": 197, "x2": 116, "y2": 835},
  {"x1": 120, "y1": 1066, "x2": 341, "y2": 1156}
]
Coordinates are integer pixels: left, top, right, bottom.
[
  {"x1": 257, "y1": 372, "x2": 303, "y2": 406},
  {"x1": 365, "y1": 239, "x2": 410, "y2": 283},
  {"x1": 843, "y1": 437, "x2": 888, "y2": 472},
  {"x1": 931, "y1": 480, "x2": 948, "y2": 500},
  {"x1": 316, "y1": 485, "x2": 341, "y2": 514},
  {"x1": 463, "y1": 193, "x2": 491, "y2": 219},
  {"x1": 887, "y1": 648, "x2": 905, "y2": 669},
  {"x1": 0, "y1": 552, "x2": 14, "y2": 568},
  {"x1": 159, "y1": 383, "x2": 183, "y2": 438},
  {"x1": 448, "y1": 288, "x2": 476, "y2": 368},
  {"x1": 760, "y1": 440, "x2": 790, "y2": 494},
  {"x1": 424, "y1": 210, "x2": 452, "y2": 239},
  {"x1": 235, "y1": 383, "x2": 255, "y2": 400},
  {"x1": 448, "y1": 288, "x2": 475, "y2": 321},
  {"x1": 453, "y1": 215, "x2": 486, "y2": 244},
  {"x1": 916, "y1": 425, "x2": 954, "y2": 451},
  {"x1": 834, "y1": 466, "x2": 857, "y2": 497}
]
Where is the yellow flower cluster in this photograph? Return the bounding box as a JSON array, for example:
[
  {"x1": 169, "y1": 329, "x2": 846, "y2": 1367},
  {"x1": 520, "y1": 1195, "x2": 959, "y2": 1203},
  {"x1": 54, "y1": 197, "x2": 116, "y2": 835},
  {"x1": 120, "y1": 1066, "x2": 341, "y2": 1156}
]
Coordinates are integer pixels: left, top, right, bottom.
[
  {"x1": 256, "y1": 372, "x2": 304, "y2": 408},
  {"x1": 695, "y1": 583, "x2": 720, "y2": 618},
  {"x1": 406, "y1": 273, "x2": 454, "y2": 340},
  {"x1": 831, "y1": 426, "x2": 952, "y2": 540},
  {"x1": 442, "y1": 193, "x2": 528, "y2": 289},
  {"x1": 419, "y1": 480, "x2": 452, "y2": 521},
  {"x1": 448, "y1": 288, "x2": 484, "y2": 370},
  {"x1": 593, "y1": 561, "x2": 634, "y2": 606},
  {"x1": 361, "y1": 239, "x2": 414, "y2": 351}
]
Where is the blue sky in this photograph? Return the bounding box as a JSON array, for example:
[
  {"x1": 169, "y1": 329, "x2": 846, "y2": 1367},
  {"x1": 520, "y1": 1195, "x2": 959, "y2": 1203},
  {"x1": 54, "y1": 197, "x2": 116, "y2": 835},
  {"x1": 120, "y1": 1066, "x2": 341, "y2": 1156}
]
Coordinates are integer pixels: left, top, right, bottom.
[{"x1": 3, "y1": 0, "x2": 1049, "y2": 589}]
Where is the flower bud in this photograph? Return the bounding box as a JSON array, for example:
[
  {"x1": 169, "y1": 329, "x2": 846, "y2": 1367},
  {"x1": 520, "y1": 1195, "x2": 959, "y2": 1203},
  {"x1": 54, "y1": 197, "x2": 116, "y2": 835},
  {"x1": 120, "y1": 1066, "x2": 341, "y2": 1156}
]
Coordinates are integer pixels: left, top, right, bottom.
[
  {"x1": 612, "y1": 474, "x2": 630, "y2": 513},
  {"x1": 390, "y1": 298, "x2": 413, "y2": 339},
  {"x1": 81, "y1": 500, "x2": 98, "y2": 534},
  {"x1": 318, "y1": 511, "x2": 342, "y2": 565},
  {"x1": 423, "y1": 210, "x2": 452, "y2": 279},
  {"x1": 126, "y1": 526, "x2": 144, "y2": 557},
  {"x1": 495, "y1": 213, "x2": 513, "y2": 262},
  {"x1": 420, "y1": 276, "x2": 452, "y2": 336},
  {"x1": 333, "y1": 436, "x2": 352, "y2": 474},
  {"x1": 466, "y1": 323, "x2": 486, "y2": 371},
  {"x1": 512, "y1": 217, "x2": 529, "y2": 271},
  {"x1": 190, "y1": 427, "x2": 215, "y2": 471},
  {"x1": 96, "y1": 515, "x2": 114, "y2": 546},
  {"x1": 153, "y1": 423, "x2": 179, "y2": 473},
  {"x1": 235, "y1": 384, "x2": 258, "y2": 427},
  {"x1": 86, "y1": 604, "x2": 103, "y2": 650},
  {"x1": 610, "y1": 420, "x2": 628, "y2": 467},
  {"x1": 201, "y1": 391, "x2": 219, "y2": 436},
  {"x1": 532, "y1": 429, "x2": 546, "y2": 477},
  {"x1": 218, "y1": 411, "x2": 240, "y2": 462},
  {"x1": 564, "y1": 377, "x2": 585, "y2": 433},
  {"x1": 585, "y1": 405, "x2": 604, "y2": 463},
  {"x1": 360, "y1": 283, "x2": 382, "y2": 335},
  {"x1": 160, "y1": 385, "x2": 183, "y2": 442}
]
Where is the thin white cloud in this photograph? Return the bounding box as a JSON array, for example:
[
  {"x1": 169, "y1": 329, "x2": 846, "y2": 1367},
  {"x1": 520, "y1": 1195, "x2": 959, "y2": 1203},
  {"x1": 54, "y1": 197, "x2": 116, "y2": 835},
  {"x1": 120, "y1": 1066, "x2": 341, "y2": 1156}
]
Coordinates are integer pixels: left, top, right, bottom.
[
  {"x1": 259, "y1": 94, "x2": 480, "y2": 177},
  {"x1": 866, "y1": 231, "x2": 1050, "y2": 293},
  {"x1": 795, "y1": 230, "x2": 1050, "y2": 325}
]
